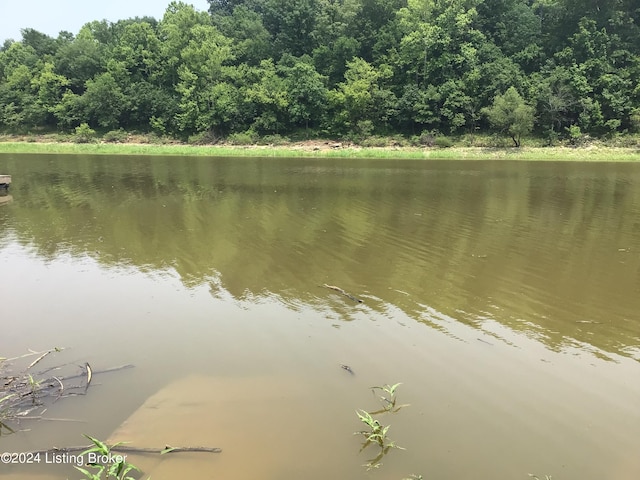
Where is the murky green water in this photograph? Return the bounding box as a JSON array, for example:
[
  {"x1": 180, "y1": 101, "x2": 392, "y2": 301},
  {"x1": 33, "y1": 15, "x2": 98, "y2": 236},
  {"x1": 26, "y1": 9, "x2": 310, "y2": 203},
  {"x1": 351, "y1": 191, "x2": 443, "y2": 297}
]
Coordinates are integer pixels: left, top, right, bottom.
[{"x1": 1, "y1": 154, "x2": 639, "y2": 480}]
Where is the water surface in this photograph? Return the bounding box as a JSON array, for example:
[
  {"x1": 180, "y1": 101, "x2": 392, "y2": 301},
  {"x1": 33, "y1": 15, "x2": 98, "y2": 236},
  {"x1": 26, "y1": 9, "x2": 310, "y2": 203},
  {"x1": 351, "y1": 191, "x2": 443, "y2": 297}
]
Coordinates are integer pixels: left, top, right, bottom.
[{"x1": 0, "y1": 154, "x2": 639, "y2": 479}]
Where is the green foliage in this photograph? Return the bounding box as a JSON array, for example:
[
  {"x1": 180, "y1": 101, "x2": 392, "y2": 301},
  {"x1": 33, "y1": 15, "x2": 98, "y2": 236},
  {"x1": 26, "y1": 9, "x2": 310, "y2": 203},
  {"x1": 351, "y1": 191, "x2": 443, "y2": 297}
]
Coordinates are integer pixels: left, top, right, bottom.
[
  {"x1": 355, "y1": 381, "x2": 409, "y2": 472},
  {"x1": 328, "y1": 57, "x2": 393, "y2": 134},
  {"x1": 279, "y1": 56, "x2": 328, "y2": 130},
  {"x1": 258, "y1": 134, "x2": 289, "y2": 145},
  {"x1": 259, "y1": 0, "x2": 318, "y2": 57},
  {"x1": 74, "y1": 123, "x2": 97, "y2": 143},
  {"x1": 103, "y1": 129, "x2": 128, "y2": 143},
  {"x1": 187, "y1": 130, "x2": 219, "y2": 145},
  {"x1": 483, "y1": 87, "x2": 535, "y2": 147},
  {"x1": 53, "y1": 31, "x2": 104, "y2": 93},
  {"x1": 75, "y1": 434, "x2": 142, "y2": 480},
  {"x1": 434, "y1": 136, "x2": 453, "y2": 148},
  {"x1": 213, "y1": 6, "x2": 272, "y2": 65},
  {"x1": 565, "y1": 124, "x2": 584, "y2": 146},
  {"x1": 355, "y1": 409, "x2": 391, "y2": 448},
  {"x1": 83, "y1": 73, "x2": 126, "y2": 129},
  {"x1": 227, "y1": 129, "x2": 258, "y2": 145},
  {"x1": 359, "y1": 135, "x2": 388, "y2": 147},
  {"x1": 369, "y1": 382, "x2": 411, "y2": 413},
  {"x1": 0, "y1": 0, "x2": 639, "y2": 140},
  {"x1": 631, "y1": 109, "x2": 640, "y2": 133}
]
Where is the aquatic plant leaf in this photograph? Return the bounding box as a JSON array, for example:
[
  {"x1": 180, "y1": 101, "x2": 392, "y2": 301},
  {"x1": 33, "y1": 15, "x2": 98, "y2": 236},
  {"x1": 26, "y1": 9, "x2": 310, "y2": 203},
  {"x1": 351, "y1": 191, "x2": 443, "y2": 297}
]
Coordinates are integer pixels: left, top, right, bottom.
[
  {"x1": 121, "y1": 463, "x2": 140, "y2": 476},
  {"x1": 108, "y1": 461, "x2": 121, "y2": 477},
  {"x1": 363, "y1": 461, "x2": 383, "y2": 470},
  {"x1": 74, "y1": 466, "x2": 98, "y2": 480},
  {"x1": 388, "y1": 383, "x2": 402, "y2": 395},
  {"x1": 82, "y1": 434, "x2": 109, "y2": 455}
]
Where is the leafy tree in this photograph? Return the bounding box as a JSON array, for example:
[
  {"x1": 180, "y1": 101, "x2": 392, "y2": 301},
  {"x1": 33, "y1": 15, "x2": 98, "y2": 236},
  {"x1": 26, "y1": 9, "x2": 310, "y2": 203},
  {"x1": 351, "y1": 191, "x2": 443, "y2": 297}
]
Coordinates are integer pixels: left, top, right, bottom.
[
  {"x1": 483, "y1": 86, "x2": 535, "y2": 146},
  {"x1": 279, "y1": 56, "x2": 328, "y2": 130},
  {"x1": 312, "y1": 36, "x2": 360, "y2": 87},
  {"x1": 243, "y1": 59, "x2": 289, "y2": 133},
  {"x1": 0, "y1": 43, "x2": 47, "y2": 128},
  {"x1": 395, "y1": 84, "x2": 439, "y2": 132},
  {"x1": 311, "y1": 0, "x2": 360, "y2": 47},
  {"x1": 82, "y1": 72, "x2": 126, "y2": 129},
  {"x1": 212, "y1": 6, "x2": 272, "y2": 65},
  {"x1": 109, "y1": 21, "x2": 162, "y2": 84},
  {"x1": 121, "y1": 82, "x2": 179, "y2": 130},
  {"x1": 31, "y1": 62, "x2": 70, "y2": 126},
  {"x1": 20, "y1": 29, "x2": 59, "y2": 57},
  {"x1": 53, "y1": 91, "x2": 86, "y2": 128},
  {"x1": 158, "y1": 1, "x2": 215, "y2": 87},
  {"x1": 1, "y1": 0, "x2": 639, "y2": 139},
  {"x1": 328, "y1": 57, "x2": 394, "y2": 135},
  {"x1": 54, "y1": 28, "x2": 105, "y2": 93},
  {"x1": 352, "y1": 0, "x2": 407, "y2": 62},
  {"x1": 394, "y1": 0, "x2": 486, "y2": 87},
  {"x1": 207, "y1": 0, "x2": 251, "y2": 15},
  {"x1": 0, "y1": 41, "x2": 39, "y2": 81},
  {"x1": 175, "y1": 23, "x2": 234, "y2": 133},
  {"x1": 260, "y1": 0, "x2": 319, "y2": 57}
]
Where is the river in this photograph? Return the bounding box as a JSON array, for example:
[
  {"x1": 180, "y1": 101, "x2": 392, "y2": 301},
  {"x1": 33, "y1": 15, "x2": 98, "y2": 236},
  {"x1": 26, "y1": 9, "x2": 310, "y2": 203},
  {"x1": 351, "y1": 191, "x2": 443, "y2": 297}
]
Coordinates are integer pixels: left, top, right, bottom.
[{"x1": 0, "y1": 154, "x2": 639, "y2": 480}]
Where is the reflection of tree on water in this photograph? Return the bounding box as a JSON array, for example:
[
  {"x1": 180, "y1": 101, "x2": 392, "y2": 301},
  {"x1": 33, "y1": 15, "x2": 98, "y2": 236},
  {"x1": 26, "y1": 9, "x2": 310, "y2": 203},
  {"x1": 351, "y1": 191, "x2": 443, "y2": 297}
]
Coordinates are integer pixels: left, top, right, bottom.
[{"x1": 2, "y1": 155, "x2": 640, "y2": 361}]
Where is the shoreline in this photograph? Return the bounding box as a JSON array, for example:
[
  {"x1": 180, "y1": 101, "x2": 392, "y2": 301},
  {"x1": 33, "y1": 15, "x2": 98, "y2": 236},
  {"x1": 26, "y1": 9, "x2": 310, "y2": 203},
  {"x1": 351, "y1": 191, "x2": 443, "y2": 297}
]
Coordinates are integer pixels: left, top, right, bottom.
[{"x1": 0, "y1": 139, "x2": 639, "y2": 161}]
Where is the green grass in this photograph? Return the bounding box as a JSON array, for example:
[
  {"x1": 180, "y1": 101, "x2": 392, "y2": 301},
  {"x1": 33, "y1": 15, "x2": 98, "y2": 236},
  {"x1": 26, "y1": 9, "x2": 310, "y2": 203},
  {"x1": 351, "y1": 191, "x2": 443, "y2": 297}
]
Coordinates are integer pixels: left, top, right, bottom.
[{"x1": 0, "y1": 139, "x2": 639, "y2": 161}]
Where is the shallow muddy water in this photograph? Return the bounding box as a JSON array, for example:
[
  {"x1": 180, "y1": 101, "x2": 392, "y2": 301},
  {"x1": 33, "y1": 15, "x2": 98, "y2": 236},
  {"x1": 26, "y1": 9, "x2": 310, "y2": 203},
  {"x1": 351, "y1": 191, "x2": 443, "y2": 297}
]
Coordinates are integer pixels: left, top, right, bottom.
[{"x1": 0, "y1": 154, "x2": 639, "y2": 480}]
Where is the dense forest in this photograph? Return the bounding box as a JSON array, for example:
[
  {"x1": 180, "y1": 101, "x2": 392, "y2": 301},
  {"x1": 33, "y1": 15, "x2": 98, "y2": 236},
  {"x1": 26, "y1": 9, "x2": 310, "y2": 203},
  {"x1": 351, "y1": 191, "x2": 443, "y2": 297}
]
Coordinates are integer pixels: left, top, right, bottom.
[{"x1": 1, "y1": 0, "x2": 639, "y2": 144}]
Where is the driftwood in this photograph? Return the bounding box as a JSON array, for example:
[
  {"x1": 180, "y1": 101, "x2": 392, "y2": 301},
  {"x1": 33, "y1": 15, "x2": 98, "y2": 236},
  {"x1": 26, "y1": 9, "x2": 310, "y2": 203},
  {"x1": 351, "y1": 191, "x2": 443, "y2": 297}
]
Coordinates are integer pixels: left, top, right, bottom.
[
  {"x1": 29, "y1": 445, "x2": 222, "y2": 455},
  {"x1": 322, "y1": 284, "x2": 363, "y2": 303}
]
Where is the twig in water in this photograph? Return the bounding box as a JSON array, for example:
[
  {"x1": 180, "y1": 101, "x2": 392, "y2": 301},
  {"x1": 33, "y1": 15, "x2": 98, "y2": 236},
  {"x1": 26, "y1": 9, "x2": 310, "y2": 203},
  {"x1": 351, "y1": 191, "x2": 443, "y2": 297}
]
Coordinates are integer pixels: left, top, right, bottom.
[
  {"x1": 18, "y1": 417, "x2": 86, "y2": 423},
  {"x1": 6, "y1": 348, "x2": 65, "y2": 363},
  {"x1": 28, "y1": 445, "x2": 222, "y2": 456},
  {"x1": 340, "y1": 364, "x2": 355, "y2": 374},
  {"x1": 84, "y1": 363, "x2": 92, "y2": 392},
  {"x1": 52, "y1": 376, "x2": 64, "y2": 403},
  {"x1": 27, "y1": 351, "x2": 52, "y2": 370},
  {"x1": 322, "y1": 284, "x2": 363, "y2": 303}
]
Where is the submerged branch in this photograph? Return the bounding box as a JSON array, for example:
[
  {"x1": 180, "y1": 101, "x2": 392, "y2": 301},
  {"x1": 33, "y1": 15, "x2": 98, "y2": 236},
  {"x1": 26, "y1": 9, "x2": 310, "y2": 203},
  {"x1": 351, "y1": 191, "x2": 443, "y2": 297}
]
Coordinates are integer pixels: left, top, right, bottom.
[
  {"x1": 64, "y1": 364, "x2": 134, "y2": 381},
  {"x1": 6, "y1": 348, "x2": 66, "y2": 363},
  {"x1": 29, "y1": 445, "x2": 222, "y2": 455},
  {"x1": 322, "y1": 284, "x2": 363, "y2": 303},
  {"x1": 2, "y1": 349, "x2": 135, "y2": 432}
]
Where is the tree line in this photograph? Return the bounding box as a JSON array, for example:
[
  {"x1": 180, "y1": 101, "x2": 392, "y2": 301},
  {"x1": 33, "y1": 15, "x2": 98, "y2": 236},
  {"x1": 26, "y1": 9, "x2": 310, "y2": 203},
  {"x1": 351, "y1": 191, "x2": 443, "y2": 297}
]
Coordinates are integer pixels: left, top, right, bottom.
[{"x1": 1, "y1": 0, "x2": 638, "y2": 143}]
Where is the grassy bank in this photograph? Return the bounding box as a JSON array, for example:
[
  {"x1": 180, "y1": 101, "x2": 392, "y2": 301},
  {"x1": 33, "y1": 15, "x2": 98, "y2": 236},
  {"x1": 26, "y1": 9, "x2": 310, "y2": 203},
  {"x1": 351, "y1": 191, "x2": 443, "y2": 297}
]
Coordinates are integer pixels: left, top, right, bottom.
[{"x1": 0, "y1": 134, "x2": 639, "y2": 161}]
